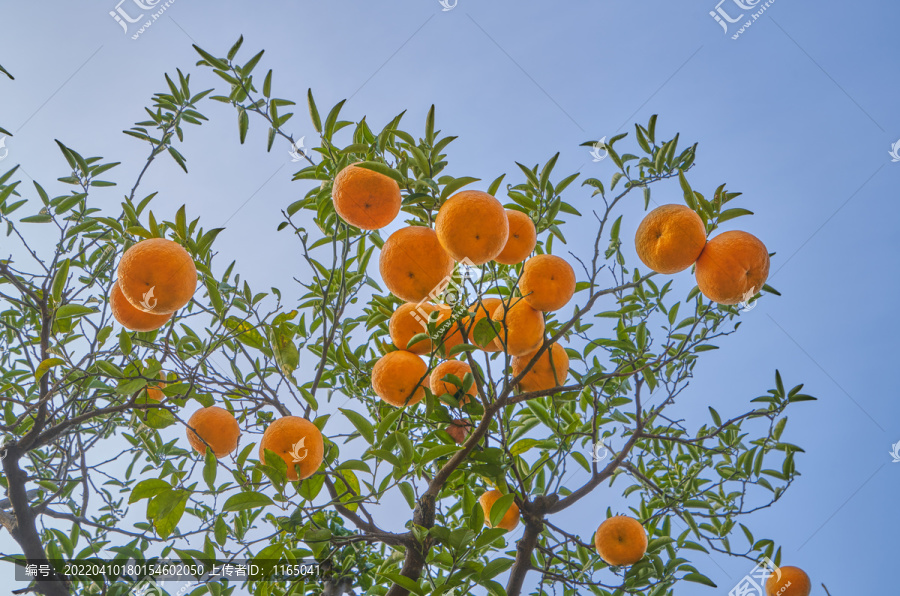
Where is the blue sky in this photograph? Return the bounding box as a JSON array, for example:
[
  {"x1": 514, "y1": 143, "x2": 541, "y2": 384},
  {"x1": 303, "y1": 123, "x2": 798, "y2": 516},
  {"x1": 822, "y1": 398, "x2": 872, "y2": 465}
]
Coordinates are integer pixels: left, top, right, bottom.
[{"x1": 0, "y1": 0, "x2": 898, "y2": 594}]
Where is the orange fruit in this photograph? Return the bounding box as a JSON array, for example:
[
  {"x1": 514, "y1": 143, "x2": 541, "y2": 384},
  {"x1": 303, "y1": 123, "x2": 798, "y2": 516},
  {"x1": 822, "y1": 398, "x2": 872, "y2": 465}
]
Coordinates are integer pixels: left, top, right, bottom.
[
  {"x1": 145, "y1": 371, "x2": 168, "y2": 401},
  {"x1": 518, "y1": 254, "x2": 576, "y2": 311},
  {"x1": 186, "y1": 406, "x2": 241, "y2": 458},
  {"x1": 479, "y1": 489, "x2": 520, "y2": 531},
  {"x1": 467, "y1": 298, "x2": 503, "y2": 352},
  {"x1": 389, "y1": 303, "x2": 463, "y2": 355},
  {"x1": 389, "y1": 302, "x2": 438, "y2": 354},
  {"x1": 491, "y1": 298, "x2": 544, "y2": 357},
  {"x1": 371, "y1": 350, "x2": 427, "y2": 407},
  {"x1": 695, "y1": 230, "x2": 770, "y2": 305},
  {"x1": 765, "y1": 566, "x2": 811, "y2": 596},
  {"x1": 494, "y1": 210, "x2": 536, "y2": 265},
  {"x1": 594, "y1": 516, "x2": 647, "y2": 566},
  {"x1": 379, "y1": 226, "x2": 454, "y2": 303},
  {"x1": 259, "y1": 416, "x2": 325, "y2": 481},
  {"x1": 430, "y1": 360, "x2": 478, "y2": 405},
  {"x1": 332, "y1": 163, "x2": 402, "y2": 230},
  {"x1": 435, "y1": 190, "x2": 509, "y2": 265},
  {"x1": 634, "y1": 204, "x2": 707, "y2": 274},
  {"x1": 511, "y1": 343, "x2": 569, "y2": 392},
  {"x1": 110, "y1": 280, "x2": 173, "y2": 332},
  {"x1": 445, "y1": 419, "x2": 471, "y2": 444},
  {"x1": 117, "y1": 238, "x2": 197, "y2": 314}
]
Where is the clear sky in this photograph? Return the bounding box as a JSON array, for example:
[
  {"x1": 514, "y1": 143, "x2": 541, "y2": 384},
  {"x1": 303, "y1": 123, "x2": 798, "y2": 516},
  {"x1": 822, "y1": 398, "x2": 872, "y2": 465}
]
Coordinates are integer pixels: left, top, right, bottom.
[{"x1": 0, "y1": 0, "x2": 898, "y2": 594}]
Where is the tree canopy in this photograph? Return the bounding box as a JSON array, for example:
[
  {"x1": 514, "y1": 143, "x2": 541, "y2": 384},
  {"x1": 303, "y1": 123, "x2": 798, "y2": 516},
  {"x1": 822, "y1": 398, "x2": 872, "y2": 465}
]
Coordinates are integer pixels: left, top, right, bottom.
[{"x1": 0, "y1": 39, "x2": 814, "y2": 596}]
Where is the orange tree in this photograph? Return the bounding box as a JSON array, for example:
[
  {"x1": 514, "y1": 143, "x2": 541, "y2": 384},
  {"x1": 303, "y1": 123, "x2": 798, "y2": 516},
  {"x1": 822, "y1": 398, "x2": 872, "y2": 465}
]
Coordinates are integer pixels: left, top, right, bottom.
[{"x1": 0, "y1": 40, "x2": 814, "y2": 596}]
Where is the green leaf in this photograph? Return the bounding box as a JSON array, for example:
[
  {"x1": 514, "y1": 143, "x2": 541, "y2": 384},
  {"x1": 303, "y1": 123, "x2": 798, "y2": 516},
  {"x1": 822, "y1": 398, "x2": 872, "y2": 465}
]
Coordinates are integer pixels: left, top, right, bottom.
[
  {"x1": 481, "y1": 557, "x2": 514, "y2": 581},
  {"x1": 378, "y1": 572, "x2": 424, "y2": 595},
  {"x1": 238, "y1": 109, "x2": 249, "y2": 144},
  {"x1": 717, "y1": 208, "x2": 753, "y2": 224},
  {"x1": 214, "y1": 516, "x2": 228, "y2": 546},
  {"x1": 149, "y1": 489, "x2": 189, "y2": 539},
  {"x1": 55, "y1": 304, "x2": 95, "y2": 320},
  {"x1": 487, "y1": 174, "x2": 505, "y2": 197},
  {"x1": 35, "y1": 358, "x2": 65, "y2": 381},
  {"x1": 129, "y1": 478, "x2": 171, "y2": 504},
  {"x1": 439, "y1": 176, "x2": 480, "y2": 201},
  {"x1": 307, "y1": 89, "x2": 322, "y2": 133},
  {"x1": 340, "y1": 408, "x2": 374, "y2": 445},
  {"x1": 226, "y1": 35, "x2": 244, "y2": 60},
  {"x1": 118, "y1": 329, "x2": 133, "y2": 355},
  {"x1": 488, "y1": 494, "x2": 516, "y2": 529},
  {"x1": 203, "y1": 448, "x2": 217, "y2": 491},
  {"x1": 20, "y1": 214, "x2": 53, "y2": 224},
  {"x1": 50, "y1": 259, "x2": 69, "y2": 303},
  {"x1": 406, "y1": 332, "x2": 429, "y2": 351},
  {"x1": 682, "y1": 572, "x2": 717, "y2": 588},
  {"x1": 510, "y1": 439, "x2": 539, "y2": 456},
  {"x1": 267, "y1": 324, "x2": 299, "y2": 377},
  {"x1": 398, "y1": 481, "x2": 416, "y2": 509},
  {"x1": 222, "y1": 491, "x2": 273, "y2": 512},
  {"x1": 192, "y1": 45, "x2": 229, "y2": 70},
  {"x1": 678, "y1": 170, "x2": 697, "y2": 210},
  {"x1": 356, "y1": 161, "x2": 404, "y2": 185}
]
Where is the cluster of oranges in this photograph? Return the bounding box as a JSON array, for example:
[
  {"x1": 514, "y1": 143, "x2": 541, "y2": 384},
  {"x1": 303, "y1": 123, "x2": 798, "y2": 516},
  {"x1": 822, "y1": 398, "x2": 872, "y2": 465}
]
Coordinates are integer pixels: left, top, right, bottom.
[
  {"x1": 110, "y1": 239, "x2": 325, "y2": 480},
  {"x1": 634, "y1": 204, "x2": 770, "y2": 305},
  {"x1": 331, "y1": 165, "x2": 576, "y2": 430}
]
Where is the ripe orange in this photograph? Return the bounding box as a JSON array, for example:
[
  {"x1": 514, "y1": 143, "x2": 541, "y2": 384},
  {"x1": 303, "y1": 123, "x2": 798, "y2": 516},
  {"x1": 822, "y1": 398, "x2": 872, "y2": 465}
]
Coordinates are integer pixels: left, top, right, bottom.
[
  {"x1": 186, "y1": 406, "x2": 241, "y2": 458},
  {"x1": 518, "y1": 254, "x2": 576, "y2": 311},
  {"x1": 110, "y1": 281, "x2": 173, "y2": 332},
  {"x1": 479, "y1": 489, "x2": 520, "y2": 531},
  {"x1": 765, "y1": 566, "x2": 811, "y2": 596},
  {"x1": 635, "y1": 204, "x2": 707, "y2": 274},
  {"x1": 259, "y1": 416, "x2": 325, "y2": 481},
  {"x1": 371, "y1": 350, "x2": 427, "y2": 407},
  {"x1": 467, "y1": 298, "x2": 503, "y2": 352},
  {"x1": 389, "y1": 303, "x2": 464, "y2": 355},
  {"x1": 379, "y1": 226, "x2": 454, "y2": 303},
  {"x1": 332, "y1": 163, "x2": 402, "y2": 230},
  {"x1": 430, "y1": 359, "x2": 478, "y2": 405},
  {"x1": 695, "y1": 230, "x2": 770, "y2": 305},
  {"x1": 445, "y1": 419, "x2": 471, "y2": 444},
  {"x1": 390, "y1": 302, "x2": 438, "y2": 354},
  {"x1": 491, "y1": 298, "x2": 544, "y2": 357},
  {"x1": 117, "y1": 238, "x2": 197, "y2": 314},
  {"x1": 511, "y1": 343, "x2": 569, "y2": 392},
  {"x1": 594, "y1": 516, "x2": 647, "y2": 566},
  {"x1": 494, "y1": 210, "x2": 536, "y2": 265},
  {"x1": 145, "y1": 371, "x2": 168, "y2": 401},
  {"x1": 435, "y1": 190, "x2": 509, "y2": 265}
]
